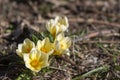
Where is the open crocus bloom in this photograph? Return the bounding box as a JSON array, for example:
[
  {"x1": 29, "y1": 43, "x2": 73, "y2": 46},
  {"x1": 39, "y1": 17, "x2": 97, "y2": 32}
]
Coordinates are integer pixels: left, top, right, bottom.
[
  {"x1": 46, "y1": 16, "x2": 69, "y2": 37},
  {"x1": 16, "y1": 38, "x2": 35, "y2": 58},
  {"x1": 36, "y1": 38, "x2": 54, "y2": 55},
  {"x1": 23, "y1": 48, "x2": 49, "y2": 72},
  {"x1": 53, "y1": 33, "x2": 71, "y2": 55}
]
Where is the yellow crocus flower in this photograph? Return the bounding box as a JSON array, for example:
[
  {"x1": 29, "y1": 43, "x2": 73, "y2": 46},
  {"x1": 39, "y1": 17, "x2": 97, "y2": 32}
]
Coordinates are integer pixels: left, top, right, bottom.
[
  {"x1": 46, "y1": 16, "x2": 69, "y2": 37},
  {"x1": 36, "y1": 38, "x2": 54, "y2": 55},
  {"x1": 16, "y1": 38, "x2": 35, "y2": 58},
  {"x1": 23, "y1": 48, "x2": 49, "y2": 72},
  {"x1": 55, "y1": 16, "x2": 69, "y2": 32},
  {"x1": 46, "y1": 19, "x2": 58, "y2": 37},
  {"x1": 53, "y1": 33, "x2": 71, "y2": 55}
]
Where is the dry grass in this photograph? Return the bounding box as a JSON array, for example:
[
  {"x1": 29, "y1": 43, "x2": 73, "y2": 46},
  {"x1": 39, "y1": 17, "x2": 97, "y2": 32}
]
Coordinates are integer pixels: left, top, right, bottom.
[{"x1": 0, "y1": 0, "x2": 120, "y2": 80}]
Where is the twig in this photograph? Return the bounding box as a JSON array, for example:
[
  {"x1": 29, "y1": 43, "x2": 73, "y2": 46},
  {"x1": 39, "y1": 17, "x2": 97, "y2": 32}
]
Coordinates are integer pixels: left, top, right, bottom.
[
  {"x1": 49, "y1": 66, "x2": 66, "y2": 72},
  {"x1": 22, "y1": 20, "x2": 40, "y2": 32},
  {"x1": 74, "y1": 30, "x2": 120, "y2": 42},
  {"x1": 88, "y1": 19, "x2": 120, "y2": 28},
  {"x1": 59, "y1": 55, "x2": 81, "y2": 70},
  {"x1": 0, "y1": 33, "x2": 10, "y2": 38},
  {"x1": 69, "y1": 18, "x2": 120, "y2": 28},
  {"x1": 79, "y1": 41, "x2": 120, "y2": 44},
  {"x1": 28, "y1": 1, "x2": 38, "y2": 14}
]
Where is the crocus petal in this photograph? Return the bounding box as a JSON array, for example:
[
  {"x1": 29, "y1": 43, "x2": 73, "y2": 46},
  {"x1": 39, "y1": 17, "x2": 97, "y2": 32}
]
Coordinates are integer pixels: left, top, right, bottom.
[
  {"x1": 16, "y1": 44, "x2": 23, "y2": 57},
  {"x1": 36, "y1": 38, "x2": 54, "y2": 55},
  {"x1": 16, "y1": 38, "x2": 35, "y2": 58},
  {"x1": 23, "y1": 49, "x2": 49, "y2": 72},
  {"x1": 46, "y1": 16, "x2": 69, "y2": 37},
  {"x1": 53, "y1": 33, "x2": 71, "y2": 55}
]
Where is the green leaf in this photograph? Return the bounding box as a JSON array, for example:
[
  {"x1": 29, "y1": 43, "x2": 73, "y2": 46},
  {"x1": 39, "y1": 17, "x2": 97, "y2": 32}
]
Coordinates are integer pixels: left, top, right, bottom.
[
  {"x1": 115, "y1": 65, "x2": 120, "y2": 71},
  {"x1": 32, "y1": 34, "x2": 39, "y2": 45},
  {"x1": 72, "y1": 65, "x2": 109, "y2": 80},
  {"x1": 15, "y1": 73, "x2": 31, "y2": 80}
]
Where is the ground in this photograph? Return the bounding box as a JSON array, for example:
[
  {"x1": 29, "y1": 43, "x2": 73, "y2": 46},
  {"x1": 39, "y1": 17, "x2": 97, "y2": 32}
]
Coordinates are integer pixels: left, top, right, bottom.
[{"x1": 0, "y1": 0, "x2": 120, "y2": 80}]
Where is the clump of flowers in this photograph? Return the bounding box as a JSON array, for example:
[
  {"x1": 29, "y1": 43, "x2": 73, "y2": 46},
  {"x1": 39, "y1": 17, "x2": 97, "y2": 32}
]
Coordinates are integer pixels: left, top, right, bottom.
[{"x1": 16, "y1": 16, "x2": 71, "y2": 72}]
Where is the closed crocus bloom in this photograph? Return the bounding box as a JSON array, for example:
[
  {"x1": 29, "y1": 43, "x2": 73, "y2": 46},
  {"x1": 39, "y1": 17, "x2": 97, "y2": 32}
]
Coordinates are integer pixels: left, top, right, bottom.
[
  {"x1": 53, "y1": 33, "x2": 71, "y2": 55},
  {"x1": 36, "y1": 38, "x2": 54, "y2": 55},
  {"x1": 46, "y1": 19, "x2": 59, "y2": 37},
  {"x1": 16, "y1": 38, "x2": 35, "y2": 58},
  {"x1": 23, "y1": 49, "x2": 49, "y2": 72},
  {"x1": 46, "y1": 16, "x2": 69, "y2": 37},
  {"x1": 55, "y1": 16, "x2": 69, "y2": 32}
]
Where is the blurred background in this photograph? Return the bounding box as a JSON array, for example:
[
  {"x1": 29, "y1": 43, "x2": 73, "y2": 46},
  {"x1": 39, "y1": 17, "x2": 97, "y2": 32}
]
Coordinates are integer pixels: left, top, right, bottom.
[{"x1": 0, "y1": 0, "x2": 120, "y2": 80}]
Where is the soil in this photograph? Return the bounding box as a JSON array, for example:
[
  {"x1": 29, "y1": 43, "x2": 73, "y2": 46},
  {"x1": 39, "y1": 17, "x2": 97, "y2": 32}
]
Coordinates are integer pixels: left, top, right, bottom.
[{"x1": 0, "y1": 0, "x2": 120, "y2": 80}]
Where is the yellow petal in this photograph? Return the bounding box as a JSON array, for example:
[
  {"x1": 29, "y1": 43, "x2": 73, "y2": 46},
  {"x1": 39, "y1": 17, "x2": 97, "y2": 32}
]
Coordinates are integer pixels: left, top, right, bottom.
[
  {"x1": 58, "y1": 32, "x2": 64, "y2": 39},
  {"x1": 61, "y1": 37, "x2": 71, "y2": 50},
  {"x1": 23, "y1": 49, "x2": 49, "y2": 72},
  {"x1": 36, "y1": 40, "x2": 44, "y2": 51},
  {"x1": 22, "y1": 39, "x2": 35, "y2": 53},
  {"x1": 36, "y1": 38, "x2": 54, "y2": 55},
  {"x1": 16, "y1": 38, "x2": 35, "y2": 58},
  {"x1": 46, "y1": 16, "x2": 69, "y2": 37},
  {"x1": 16, "y1": 44, "x2": 23, "y2": 57},
  {"x1": 53, "y1": 33, "x2": 71, "y2": 55},
  {"x1": 55, "y1": 16, "x2": 69, "y2": 32}
]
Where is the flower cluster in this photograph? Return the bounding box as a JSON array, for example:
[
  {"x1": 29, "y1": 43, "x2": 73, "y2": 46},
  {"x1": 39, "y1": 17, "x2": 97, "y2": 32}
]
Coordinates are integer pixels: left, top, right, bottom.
[{"x1": 16, "y1": 16, "x2": 71, "y2": 72}]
